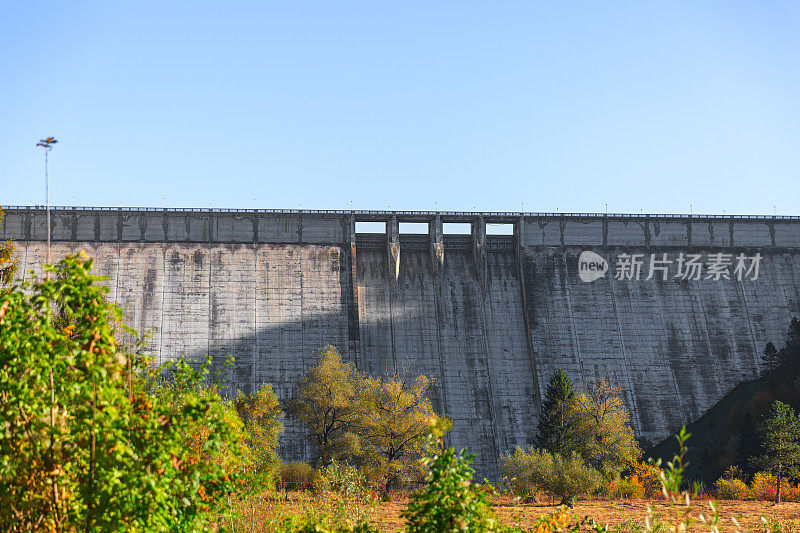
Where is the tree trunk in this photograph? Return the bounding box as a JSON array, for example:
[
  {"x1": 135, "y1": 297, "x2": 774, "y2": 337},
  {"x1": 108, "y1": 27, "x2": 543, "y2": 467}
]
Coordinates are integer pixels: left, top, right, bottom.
[{"x1": 777, "y1": 462, "x2": 782, "y2": 504}]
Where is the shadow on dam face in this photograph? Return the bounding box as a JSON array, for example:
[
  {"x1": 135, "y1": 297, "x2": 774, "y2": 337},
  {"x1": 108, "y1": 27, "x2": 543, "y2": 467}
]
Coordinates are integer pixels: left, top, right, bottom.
[{"x1": 174, "y1": 277, "x2": 542, "y2": 481}]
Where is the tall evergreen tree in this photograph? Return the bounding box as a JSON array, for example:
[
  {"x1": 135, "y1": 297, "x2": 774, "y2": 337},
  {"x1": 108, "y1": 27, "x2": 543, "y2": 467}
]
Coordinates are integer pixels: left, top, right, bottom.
[
  {"x1": 752, "y1": 401, "x2": 800, "y2": 503},
  {"x1": 787, "y1": 317, "x2": 800, "y2": 355},
  {"x1": 762, "y1": 341, "x2": 782, "y2": 370},
  {"x1": 536, "y1": 369, "x2": 575, "y2": 455}
]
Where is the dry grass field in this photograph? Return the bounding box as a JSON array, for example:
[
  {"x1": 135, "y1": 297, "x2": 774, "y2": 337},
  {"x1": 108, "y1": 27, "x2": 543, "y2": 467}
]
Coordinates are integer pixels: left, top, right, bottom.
[
  {"x1": 369, "y1": 496, "x2": 800, "y2": 531},
  {"x1": 228, "y1": 492, "x2": 800, "y2": 531}
]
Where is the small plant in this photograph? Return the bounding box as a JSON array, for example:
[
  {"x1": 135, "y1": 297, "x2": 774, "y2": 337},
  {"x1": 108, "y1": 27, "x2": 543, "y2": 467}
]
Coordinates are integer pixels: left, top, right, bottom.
[
  {"x1": 402, "y1": 419, "x2": 498, "y2": 532},
  {"x1": 313, "y1": 460, "x2": 376, "y2": 503}
]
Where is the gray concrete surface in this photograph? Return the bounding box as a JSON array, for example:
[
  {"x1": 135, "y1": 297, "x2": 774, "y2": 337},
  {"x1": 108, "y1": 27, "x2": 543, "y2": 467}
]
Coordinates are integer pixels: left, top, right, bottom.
[{"x1": 4, "y1": 207, "x2": 800, "y2": 479}]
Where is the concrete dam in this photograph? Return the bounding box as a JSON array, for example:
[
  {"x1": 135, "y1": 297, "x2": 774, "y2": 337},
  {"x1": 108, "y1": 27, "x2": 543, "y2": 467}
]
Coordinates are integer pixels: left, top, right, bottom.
[{"x1": 4, "y1": 206, "x2": 800, "y2": 478}]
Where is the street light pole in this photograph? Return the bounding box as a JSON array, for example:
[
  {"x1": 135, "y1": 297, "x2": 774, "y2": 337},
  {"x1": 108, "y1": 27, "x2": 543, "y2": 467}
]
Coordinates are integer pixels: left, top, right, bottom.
[{"x1": 36, "y1": 137, "x2": 58, "y2": 265}]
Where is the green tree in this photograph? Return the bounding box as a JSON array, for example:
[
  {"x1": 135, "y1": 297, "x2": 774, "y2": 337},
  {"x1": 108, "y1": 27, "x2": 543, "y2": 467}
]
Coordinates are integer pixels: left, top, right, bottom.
[
  {"x1": 535, "y1": 369, "x2": 576, "y2": 455},
  {"x1": 235, "y1": 383, "x2": 283, "y2": 485},
  {"x1": 287, "y1": 345, "x2": 365, "y2": 462},
  {"x1": 787, "y1": 317, "x2": 800, "y2": 355},
  {"x1": 752, "y1": 401, "x2": 800, "y2": 503},
  {"x1": 761, "y1": 341, "x2": 782, "y2": 370},
  {"x1": 0, "y1": 253, "x2": 244, "y2": 530},
  {"x1": 0, "y1": 208, "x2": 17, "y2": 289},
  {"x1": 570, "y1": 380, "x2": 642, "y2": 478},
  {"x1": 402, "y1": 419, "x2": 497, "y2": 533},
  {"x1": 358, "y1": 374, "x2": 442, "y2": 491}
]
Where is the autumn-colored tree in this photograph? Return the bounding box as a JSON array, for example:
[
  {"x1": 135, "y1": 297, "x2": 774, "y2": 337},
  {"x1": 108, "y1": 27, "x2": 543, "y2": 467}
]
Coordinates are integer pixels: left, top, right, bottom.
[
  {"x1": 0, "y1": 209, "x2": 17, "y2": 290},
  {"x1": 235, "y1": 383, "x2": 283, "y2": 484},
  {"x1": 358, "y1": 374, "x2": 442, "y2": 490},
  {"x1": 287, "y1": 345, "x2": 366, "y2": 462},
  {"x1": 569, "y1": 380, "x2": 641, "y2": 477}
]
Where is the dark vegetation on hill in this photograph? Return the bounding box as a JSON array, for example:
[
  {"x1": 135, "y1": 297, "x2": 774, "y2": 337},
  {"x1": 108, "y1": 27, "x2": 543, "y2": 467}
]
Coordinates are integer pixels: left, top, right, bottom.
[{"x1": 650, "y1": 317, "x2": 800, "y2": 485}]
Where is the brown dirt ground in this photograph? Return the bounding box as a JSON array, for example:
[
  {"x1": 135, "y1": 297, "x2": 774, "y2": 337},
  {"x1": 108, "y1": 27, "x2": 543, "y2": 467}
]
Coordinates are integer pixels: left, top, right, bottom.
[{"x1": 367, "y1": 496, "x2": 800, "y2": 531}]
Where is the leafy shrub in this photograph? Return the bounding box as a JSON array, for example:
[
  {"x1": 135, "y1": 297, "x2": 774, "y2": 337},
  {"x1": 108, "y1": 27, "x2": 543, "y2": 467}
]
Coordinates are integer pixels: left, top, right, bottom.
[
  {"x1": 280, "y1": 461, "x2": 316, "y2": 490},
  {"x1": 608, "y1": 477, "x2": 645, "y2": 499},
  {"x1": 0, "y1": 254, "x2": 244, "y2": 531},
  {"x1": 714, "y1": 478, "x2": 750, "y2": 500},
  {"x1": 500, "y1": 446, "x2": 600, "y2": 504},
  {"x1": 500, "y1": 446, "x2": 541, "y2": 498},
  {"x1": 782, "y1": 483, "x2": 800, "y2": 502},
  {"x1": 569, "y1": 380, "x2": 642, "y2": 478},
  {"x1": 279, "y1": 518, "x2": 380, "y2": 533},
  {"x1": 631, "y1": 461, "x2": 663, "y2": 498},
  {"x1": 235, "y1": 383, "x2": 283, "y2": 488},
  {"x1": 545, "y1": 452, "x2": 602, "y2": 504},
  {"x1": 313, "y1": 460, "x2": 376, "y2": 501},
  {"x1": 402, "y1": 420, "x2": 498, "y2": 533},
  {"x1": 750, "y1": 471, "x2": 778, "y2": 501}
]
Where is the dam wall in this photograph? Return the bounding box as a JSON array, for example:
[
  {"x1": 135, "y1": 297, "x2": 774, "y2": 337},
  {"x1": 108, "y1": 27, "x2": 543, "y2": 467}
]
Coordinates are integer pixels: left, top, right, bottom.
[{"x1": 4, "y1": 207, "x2": 800, "y2": 477}]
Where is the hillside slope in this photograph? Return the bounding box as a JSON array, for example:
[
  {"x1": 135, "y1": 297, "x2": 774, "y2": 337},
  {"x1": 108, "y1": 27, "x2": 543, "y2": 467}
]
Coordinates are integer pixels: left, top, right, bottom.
[{"x1": 649, "y1": 318, "x2": 800, "y2": 483}]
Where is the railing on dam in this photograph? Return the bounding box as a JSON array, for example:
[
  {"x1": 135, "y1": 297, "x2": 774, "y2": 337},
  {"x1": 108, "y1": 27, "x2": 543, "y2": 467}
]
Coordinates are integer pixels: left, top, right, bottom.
[
  {"x1": 3, "y1": 205, "x2": 800, "y2": 221},
  {"x1": 3, "y1": 206, "x2": 800, "y2": 249}
]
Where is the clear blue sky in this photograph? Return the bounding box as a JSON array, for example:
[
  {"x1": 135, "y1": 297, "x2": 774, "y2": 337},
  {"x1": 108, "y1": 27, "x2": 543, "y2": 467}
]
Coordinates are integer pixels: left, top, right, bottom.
[{"x1": 2, "y1": 2, "x2": 799, "y2": 214}]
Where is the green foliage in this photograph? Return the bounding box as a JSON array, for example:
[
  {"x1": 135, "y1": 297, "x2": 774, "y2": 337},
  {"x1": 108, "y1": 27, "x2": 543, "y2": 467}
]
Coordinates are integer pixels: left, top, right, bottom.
[
  {"x1": 276, "y1": 512, "x2": 381, "y2": 533},
  {"x1": 280, "y1": 461, "x2": 316, "y2": 490},
  {"x1": 570, "y1": 380, "x2": 641, "y2": 478},
  {"x1": 0, "y1": 254, "x2": 245, "y2": 531},
  {"x1": 536, "y1": 369, "x2": 576, "y2": 455},
  {"x1": 288, "y1": 346, "x2": 442, "y2": 491},
  {"x1": 402, "y1": 419, "x2": 498, "y2": 533},
  {"x1": 542, "y1": 451, "x2": 601, "y2": 505},
  {"x1": 0, "y1": 209, "x2": 17, "y2": 289},
  {"x1": 358, "y1": 374, "x2": 440, "y2": 491},
  {"x1": 609, "y1": 477, "x2": 644, "y2": 499},
  {"x1": 714, "y1": 477, "x2": 750, "y2": 500},
  {"x1": 501, "y1": 446, "x2": 545, "y2": 499},
  {"x1": 235, "y1": 383, "x2": 283, "y2": 487},
  {"x1": 312, "y1": 460, "x2": 376, "y2": 501},
  {"x1": 287, "y1": 345, "x2": 366, "y2": 462},
  {"x1": 763, "y1": 341, "x2": 783, "y2": 370},
  {"x1": 752, "y1": 400, "x2": 800, "y2": 503},
  {"x1": 502, "y1": 446, "x2": 600, "y2": 505}
]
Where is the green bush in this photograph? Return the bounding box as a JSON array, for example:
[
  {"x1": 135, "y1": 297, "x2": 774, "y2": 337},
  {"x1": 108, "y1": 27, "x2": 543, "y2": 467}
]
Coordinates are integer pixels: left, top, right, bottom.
[
  {"x1": 313, "y1": 460, "x2": 376, "y2": 500},
  {"x1": 610, "y1": 477, "x2": 644, "y2": 499},
  {"x1": 0, "y1": 254, "x2": 244, "y2": 531},
  {"x1": 402, "y1": 420, "x2": 498, "y2": 532},
  {"x1": 545, "y1": 452, "x2": 602, "y2": 505},
  {"x1": 714, "y1": 478, "x2": 750, "y2": 500},
  {"x1": 500, "y1": 446, "x2": 600, "y2": 505},
  {"x1": 281, "y1": 461, "x2": 316, "y2": 490},
  {"x1": 501, "y1": 446, "x2": 538, "y2": 498}
]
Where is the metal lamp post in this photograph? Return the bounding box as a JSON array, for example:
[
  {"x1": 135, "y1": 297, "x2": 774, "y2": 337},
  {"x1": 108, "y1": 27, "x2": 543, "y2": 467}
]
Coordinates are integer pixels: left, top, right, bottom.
[{"x1": 36, "y1": 137, "x2": 58, "y2": 265}]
